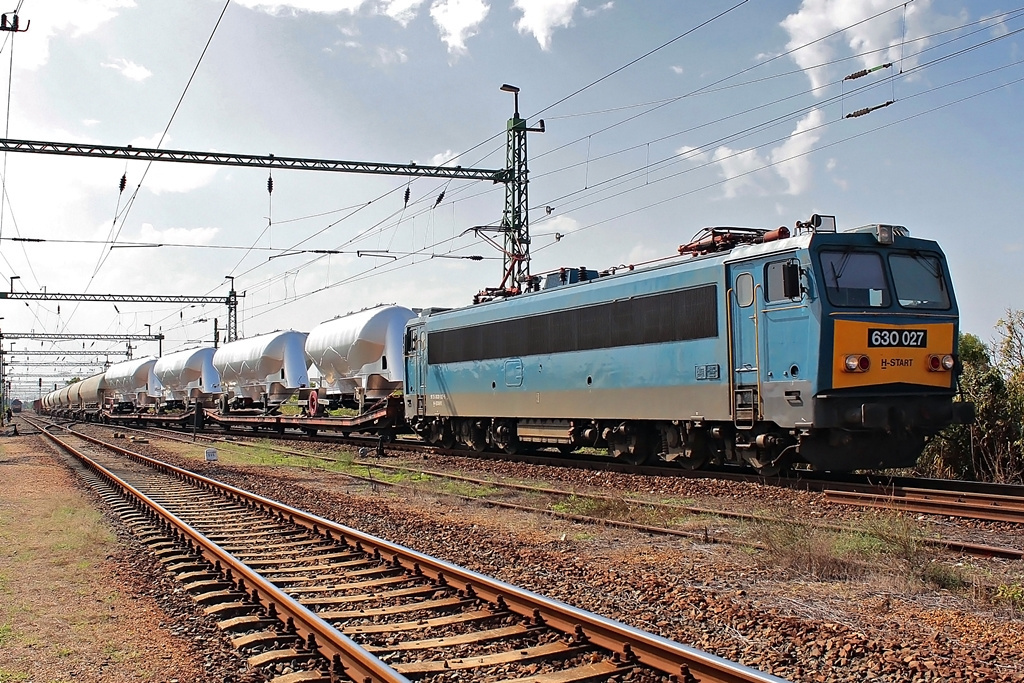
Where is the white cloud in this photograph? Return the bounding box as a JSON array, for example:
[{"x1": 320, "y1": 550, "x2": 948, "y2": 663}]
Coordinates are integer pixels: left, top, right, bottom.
[
  {"x1": 233, "y1": 0, "x2": 365, "y2": 15},
  {"x1": 427, "y1": 149, "x2": 461, "y2": 166},
  {"x1": 670, "y1": 65, "x2": 684, "y2": 75},
  {"x1": 982, "y1": 11, "x2": 1010, "y2": 38},
  {"x1": 102, "y1": 57, "x2": 152, "y2": 82},
  {"x1": 14, "y1": 0, "x2": 137, "y2": 71},
  {"x1": 378, "y1": 0, "x2": 427, "y2": 26},
  {"x1": 430, "y1": 0, "x2": 489, "y2": 54},
  {"x1": 780, "y1": 0, "x2": 947, "y2": 91},
  {"x1": 770, "y1": 109, "x2": 824, "y2": 195},
  {"x1": 674, "y1": 145, "x2": 709, "y2": 164},
  {"x1": 625, "y1": 241, "x2": 658, "y2": 266},
  {"x1": 137, "y1": 222, "x2": 219, "y2": 245},
  {"x1": 376, "y1": 45, "x2": 409, "y2": 64},
  {"x1": 679, "y1": 110, "x2": 824, "y2": 198},
  {"x1": 513, "y1": 0, "x2": 577, "y2": 50},
  {"x1": 712, "y1": 146, "x2": 768, "y2": 198},
  {"x1": 581, "y1": 2, "x2": 613, "y2": 19}
]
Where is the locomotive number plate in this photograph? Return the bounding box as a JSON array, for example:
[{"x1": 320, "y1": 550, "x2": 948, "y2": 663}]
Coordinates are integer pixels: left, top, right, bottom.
[{"x1": 867, "y1": 328, "x2": 927, "y2": 348}]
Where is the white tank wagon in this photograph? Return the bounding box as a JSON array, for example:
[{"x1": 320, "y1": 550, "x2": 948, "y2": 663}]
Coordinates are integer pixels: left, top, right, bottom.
[
  {"x1": 212, "y1": 330, "x2": 310, "y2": 411},
  {"x1": 104, "y1": 358, "x2": 163, "y2": 411},
  {"x1": 305, "y1": 305, "x2": 415, "y2": 411},
  {"x1": 75, "y1": 373, "x2": 109, "y2": 417},
  {"x1": 154, "y1": 347, "x2": 221, "y2": 408},
  {"x1": 69, "y1": 381, "x2": 85, "y2": 410},
  {"x1": 41, "y1": 388, "x2": 59, "y2": 412}
]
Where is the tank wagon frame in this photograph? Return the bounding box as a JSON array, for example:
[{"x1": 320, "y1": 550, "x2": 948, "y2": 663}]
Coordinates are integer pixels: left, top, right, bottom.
[{"x1": 39, "y1": 214, "x2": 974, "y2": 474}]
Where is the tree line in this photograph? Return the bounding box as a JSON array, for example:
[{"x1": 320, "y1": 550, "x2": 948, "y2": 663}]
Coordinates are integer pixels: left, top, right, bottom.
[{"x1": 920, "y1": 310, "x2": 1024, "y2": 483}]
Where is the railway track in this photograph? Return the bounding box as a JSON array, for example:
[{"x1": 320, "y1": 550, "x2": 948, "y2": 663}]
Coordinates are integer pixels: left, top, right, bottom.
[
  {"x1": 823, "y1": 488, "x2": 1024, "y2": 525},
  {"x1": 28, "y1": 415, "x2": 788, "y2": 683},
  {"x1": 67, "y1": 419, "x2": 1024, "y2": 561}
]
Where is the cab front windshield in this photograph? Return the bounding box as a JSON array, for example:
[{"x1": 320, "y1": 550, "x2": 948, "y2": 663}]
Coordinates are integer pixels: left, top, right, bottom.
[{"x1": 819, "y1": 249, "x2": 950, "y2": 310}]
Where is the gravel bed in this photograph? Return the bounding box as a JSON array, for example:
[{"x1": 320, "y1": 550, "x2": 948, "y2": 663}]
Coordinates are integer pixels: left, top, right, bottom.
[{"x1": 65, "y1": 424, "x2": 1024, "y2": 681}]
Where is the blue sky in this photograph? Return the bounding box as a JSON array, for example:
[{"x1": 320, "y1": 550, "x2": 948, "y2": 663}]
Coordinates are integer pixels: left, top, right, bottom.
[{"x1": 1, "y1": 0, "x2": 1021, "y2": 391}]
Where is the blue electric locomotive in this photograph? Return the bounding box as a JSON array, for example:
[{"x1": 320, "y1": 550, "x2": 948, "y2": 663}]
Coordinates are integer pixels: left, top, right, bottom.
[{"x1": 404, "y1": 214, "x2": 974, "y2": 474}]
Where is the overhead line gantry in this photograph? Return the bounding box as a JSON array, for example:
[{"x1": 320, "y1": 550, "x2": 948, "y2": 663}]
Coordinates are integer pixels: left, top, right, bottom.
[
  {"x1": 0, "y1": 84, "x2": 543, "y2": 295},
  {"x1": 1, "y1": 288, "x2": 243, "y2": 343},
  {"x1": 0, "y1": 349, "x2": 130, "y2": 357}
]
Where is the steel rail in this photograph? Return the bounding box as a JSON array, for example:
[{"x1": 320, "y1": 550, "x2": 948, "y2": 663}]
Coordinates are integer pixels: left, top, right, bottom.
[
  {"x1": 34, "y1": 421, "x2": 408, "y2": 683},
  {"x1": 84, "y1": 422, "x2": 1024, "y2": 560},
  {"x1": 49, "y1": 420, "x2": 788, "y2": 683},
  {"x1": 825, "y1": 489, "x2": 1024, "y2": 524}
]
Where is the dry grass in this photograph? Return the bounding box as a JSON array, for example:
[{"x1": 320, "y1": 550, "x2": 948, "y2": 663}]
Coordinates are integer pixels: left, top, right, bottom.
[
  {"x1": 753, "y1": 509, "x2": 937, "y2": 582},
  {"x1": 0, "y1": 439, "x2": 206, "y2": 681}
]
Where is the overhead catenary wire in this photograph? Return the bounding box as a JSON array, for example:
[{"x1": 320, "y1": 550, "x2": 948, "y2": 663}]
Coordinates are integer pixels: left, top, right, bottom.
[
  {"x1": 533, "y1": 68, "x2": 1024, "y2": 252},
  {"x1": 23, "y1": 3, "x2": 1021, "y2": 348},
  {"x1": 58, "y1": 0, "x2": 233, "y2": 336},
  {"x1": 191, "y1": 0, "x2": 757, "y2": 318}
]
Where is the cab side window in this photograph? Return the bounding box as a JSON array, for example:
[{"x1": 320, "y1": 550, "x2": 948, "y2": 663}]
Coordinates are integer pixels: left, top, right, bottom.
[{"x1": 765, "y1": 259, "x2": 800, "y2": 302}]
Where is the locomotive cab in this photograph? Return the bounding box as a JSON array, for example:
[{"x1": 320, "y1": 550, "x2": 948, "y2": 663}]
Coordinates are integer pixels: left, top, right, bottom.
[
  {"x1": 800, "y1": 228, "x2": 974, "y2": 470},
  {"x1": 716, "y1": 218, "x2": 973, "y2": 473}
]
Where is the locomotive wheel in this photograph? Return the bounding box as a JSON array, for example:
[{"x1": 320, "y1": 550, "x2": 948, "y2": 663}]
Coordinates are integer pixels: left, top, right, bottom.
[
  {"x1": 745, "y1": 452, "x2": 786, "y2": 478},
  {"x1": 608, "y1": 431, "x2": 654, "y2": 465},
  {"x1": 427, "y1": 421, "x2": 455, "y2": 449},
  {"x1": 674, "y1": 451, "x2": 710, "y2": 470},
  {"x1": 458, "y1": 419, "x2": 486, "y2": 452},
  {"x1": 491, "y1": 420, "x2": 518, "y2": 455}
]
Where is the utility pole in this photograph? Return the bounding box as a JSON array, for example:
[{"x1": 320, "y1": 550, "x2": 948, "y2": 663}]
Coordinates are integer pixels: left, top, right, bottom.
[{"x1": 224, "y1": 277, "x2": 238, "y2": 342}]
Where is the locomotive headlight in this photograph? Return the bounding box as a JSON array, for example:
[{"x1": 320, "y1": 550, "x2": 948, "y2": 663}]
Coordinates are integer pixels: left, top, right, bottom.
[
  {"x1": 927, "y1": 354, "x2": 956, "y2": 372},
  {"x1": 844, "y1": 355, "x2": 869, "y2": 372}
]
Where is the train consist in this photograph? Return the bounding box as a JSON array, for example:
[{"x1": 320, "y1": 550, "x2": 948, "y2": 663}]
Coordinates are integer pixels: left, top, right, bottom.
[{"x1": 38, "y1": 214, "x2": 974, "y2": 473}]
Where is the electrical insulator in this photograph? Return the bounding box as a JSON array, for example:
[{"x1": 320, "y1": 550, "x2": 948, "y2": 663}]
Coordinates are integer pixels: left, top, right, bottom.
[
  {"x1": 434, "y1": 190, "x2": 444, "y2": 208},
  {"x1": 404, "y1": 187, "x2": 411, "y2": 207},
  {"x1": 267, "y1": 175, "x2": 274, "y2": 194},
  {"x1": 119, "y1": 174, "x2": 127, "y2": 193}
]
